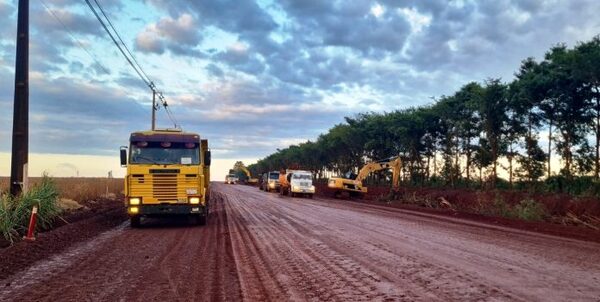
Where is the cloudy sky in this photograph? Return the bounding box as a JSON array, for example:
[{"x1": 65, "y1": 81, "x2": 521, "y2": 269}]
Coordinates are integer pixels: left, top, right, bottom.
[{"x1": 0, "y1": 0, "x2": 599, "y2": 179}]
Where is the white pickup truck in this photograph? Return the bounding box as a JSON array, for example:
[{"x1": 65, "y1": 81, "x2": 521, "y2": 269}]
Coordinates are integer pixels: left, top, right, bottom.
[{"x1": 225, "y1": 174, "x2": 238, "y2": 184}]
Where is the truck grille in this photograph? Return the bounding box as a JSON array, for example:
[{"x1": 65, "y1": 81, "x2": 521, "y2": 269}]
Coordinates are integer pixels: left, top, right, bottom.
[
  {"x1": 152, "y1": 174, "x2": 178, "y2": 201},
  {"x1": 129, "y1": 173, "x2": 200, "y2": 203}
]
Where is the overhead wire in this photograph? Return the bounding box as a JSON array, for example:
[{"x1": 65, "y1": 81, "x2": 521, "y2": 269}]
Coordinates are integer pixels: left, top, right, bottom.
[
  {"x1": 83, "y1": 0, "x2": 179, "y2": 128},
  {"x1": 37, "y1": 0, "x2": 111, "y2": 75},
  {"x1": 91, "y1": 0, "x2": 153, "y2": 85}
]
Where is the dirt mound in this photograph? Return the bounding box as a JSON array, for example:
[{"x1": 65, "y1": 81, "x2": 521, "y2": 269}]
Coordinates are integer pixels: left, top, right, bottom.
[
  {"x1": 315, "y1": 183, "x2": 600, "y2": 243},
  {"x1": 0, "y1": 198, "x2": 126, "y2": 279}
]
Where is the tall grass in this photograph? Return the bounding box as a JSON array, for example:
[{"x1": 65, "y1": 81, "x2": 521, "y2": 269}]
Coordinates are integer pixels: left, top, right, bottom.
[
  {"x1": 0, "y1": 176, "x2": 61, "y2": 244},
  {"x1": 1, "y1": 177, "x2": 123, "y2": 201}
]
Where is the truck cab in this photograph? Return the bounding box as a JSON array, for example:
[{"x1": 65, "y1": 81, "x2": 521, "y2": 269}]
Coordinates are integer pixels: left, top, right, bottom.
[
  {"x1": 263, "y1": 171, "x2": 280, "y2": 192},
  {"x1": 120, "y1": 129, "x2": 211, "y2": 227},
  {"x1": 279, "y1": 170, "x2": 315, "y2": 198},
  {"x1": 225, "y1": 174, "x2": 238, "y2": 184}
]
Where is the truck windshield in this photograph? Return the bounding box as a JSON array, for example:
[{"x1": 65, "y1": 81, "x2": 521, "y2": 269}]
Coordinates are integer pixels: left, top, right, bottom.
[
  {"x1": 292, "y1": 174, "x2": 312, "y2": 180},
  {"x1": 130, "y1": 141, "x2": 199, "y2": 165},
  {"x1": 269, "y1": 172, "x2": 279, "y2": 180}
]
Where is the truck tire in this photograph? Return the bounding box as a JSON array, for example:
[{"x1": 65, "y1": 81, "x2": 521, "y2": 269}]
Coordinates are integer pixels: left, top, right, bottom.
[
  {"x1": 198, "y1": 215, "x2": 207, "y2": 226},
  {"x1": 200, "y1": 206, "x2": 208, "y2": 225},
  {"x1": 130, "y1": 216, "x2": 141, "y2": 228}
]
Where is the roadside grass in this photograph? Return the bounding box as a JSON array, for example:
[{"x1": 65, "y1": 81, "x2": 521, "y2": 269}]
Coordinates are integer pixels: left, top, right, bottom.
[
  {"x1": 1, "y1": 177, "x2": 123, "y2": 201},
  {"x1": 0, "y1": 176, "x2": 61, "y2": 244},
  {"x1": 0, "y1": 176, "x2": 123, "y2": 246}
]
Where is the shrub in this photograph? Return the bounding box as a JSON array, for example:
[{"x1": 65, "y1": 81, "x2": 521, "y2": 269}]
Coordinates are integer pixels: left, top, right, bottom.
[
  {"x1": 513, "y1": 199, "x2": 547, "y2": 221},
  {"x1": 479, "y1": 193, "x2": 513, "y2": 218},
  {"x1": 0, "y1": 176, "x2": 61, "y2": 245}
]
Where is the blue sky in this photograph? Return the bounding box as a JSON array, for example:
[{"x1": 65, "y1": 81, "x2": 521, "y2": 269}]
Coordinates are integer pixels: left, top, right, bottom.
[{"x1": 1, "y1": 0, "x2": 600, "y2": 178}]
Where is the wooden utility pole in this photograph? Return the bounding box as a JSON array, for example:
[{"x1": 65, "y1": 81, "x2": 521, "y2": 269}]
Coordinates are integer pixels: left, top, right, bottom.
[{"x1": 10, "y1": 0, "x2": 29, "y2": 196}]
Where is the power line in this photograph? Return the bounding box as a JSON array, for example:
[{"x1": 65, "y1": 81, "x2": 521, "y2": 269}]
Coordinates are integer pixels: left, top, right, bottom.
[
  {"x1": 83, "y1": 0, "x2": 179, "y2": 128},
  {"x1": 37, "y1": 0, "x2": 111, "y2": 75},
  {"x1": 91, "y1": 0, "x2": 152, "y2": 84}
]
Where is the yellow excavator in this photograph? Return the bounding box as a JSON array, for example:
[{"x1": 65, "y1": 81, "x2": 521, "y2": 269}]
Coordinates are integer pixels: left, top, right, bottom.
[
  {"x1": 327, "y1": 157, "x2": 401, "y2": 197},
  {"x1": 233, "y1": 161, "x2": 259, "y2": 184}
]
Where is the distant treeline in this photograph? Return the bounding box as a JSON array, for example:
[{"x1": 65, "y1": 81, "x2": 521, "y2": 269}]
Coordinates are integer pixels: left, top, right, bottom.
[{"x1": 248, "y1": 36, "x2": 600, "y2": 195}]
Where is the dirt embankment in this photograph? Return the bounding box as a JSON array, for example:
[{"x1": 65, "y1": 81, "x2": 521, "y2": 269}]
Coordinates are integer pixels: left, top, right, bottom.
[
  {"x1": 315, "y1": 183, "x2": 600, "y2": 243},
  {"x1": 0, "y1": 198, "x2": 126, "y2": 279}
]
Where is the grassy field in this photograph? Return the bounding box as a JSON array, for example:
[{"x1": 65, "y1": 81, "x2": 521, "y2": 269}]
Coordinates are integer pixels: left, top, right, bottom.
[{"x1": 0, "y1": 177, "x2": 124, "y2": 201}]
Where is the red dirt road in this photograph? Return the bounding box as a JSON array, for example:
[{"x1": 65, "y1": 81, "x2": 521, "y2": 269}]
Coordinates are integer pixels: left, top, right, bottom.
[{"x1": 1, "y1": 183, "x2": 599, "y2": 301}]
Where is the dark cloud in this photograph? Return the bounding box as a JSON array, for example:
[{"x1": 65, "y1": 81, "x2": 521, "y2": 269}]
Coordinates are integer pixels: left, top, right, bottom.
[
  {"x1": 205, "y1": 63, "x2": 224, "y2": 78},
  {"x1": 146, "y1": 0, "x2": 277, "y2": 35},
  {"x1": 25, "y1": 75, "x2": 148, "y2": 154},
  {"x1": 32, "y1": 8, "x2": 102, "y2": 36},
  {"x1": 279, "y1": 1, "x2": 411, "y2": 54}
]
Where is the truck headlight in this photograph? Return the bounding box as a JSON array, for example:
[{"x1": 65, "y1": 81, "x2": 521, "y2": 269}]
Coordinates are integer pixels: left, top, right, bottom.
[
  {"x1": 189, "y1": 197, "x2": 200, "y2": 204},
  {"x1": 129, "y1": 197, "x2": 141, "y2": 205},
  {"x1": 310, "y1": 185, "x2": 315, "y2": 192},
  {"x1": 269, "y1": 182, "x2": 275, "y2": 188},
  {"x1": 292, "y1": 186, "x2": 299, "y2": 191},
  {"x1": 129, "y1": 206, "x2": 139, "y2": 214}
]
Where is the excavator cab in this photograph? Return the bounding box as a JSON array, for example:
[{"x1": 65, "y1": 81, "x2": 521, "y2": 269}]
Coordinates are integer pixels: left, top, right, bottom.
[{"x1": 344, "y1": 171, "x2": 358, "y2": 180}]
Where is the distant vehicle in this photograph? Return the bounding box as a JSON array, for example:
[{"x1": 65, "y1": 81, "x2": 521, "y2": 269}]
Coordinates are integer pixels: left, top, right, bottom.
[
  {"x1": 328, "y1": 156, "x2": 400, "y2": 197},
  {"x1": 225, "y1": 174, "x2": 238, "y2": 184},
  {"x1": 233, "y1": 161, "x2": 259, "y2": 184},
  {"x1": 120, "y1": 129, "x2": 211, "y2": 227},
  {"x1": 279, "y1": 170, "x2": 315, "y2": 198},
  {"x1": 261, "y1": 171, "x2": 280, "y2": 192}
]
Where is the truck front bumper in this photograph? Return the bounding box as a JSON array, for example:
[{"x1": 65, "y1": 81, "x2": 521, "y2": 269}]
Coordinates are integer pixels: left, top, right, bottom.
[
  {"x1": 128, "y1": 204, "x2": 206, "y2": 216},
  {"x1": 291, "y1": 187, "x2": 315, "y2": 194}
]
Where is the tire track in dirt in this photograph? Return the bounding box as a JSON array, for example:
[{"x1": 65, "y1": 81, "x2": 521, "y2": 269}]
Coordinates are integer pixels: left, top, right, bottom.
[
  {"x1": 221, "y1": 183, "x2": 600, "y2": 301},
  {"x1": 2, "y1": 183, "x2": 599, "y2": 301},
  {"x1": 0, "y1": 194, "x2": 241, "y2": 302},
  {"x1": 237, "y1": 187, "x2": 508, "y2": 301},
  {"x1": 224, "y1": 191, "x2": 393, "y2": 301}
]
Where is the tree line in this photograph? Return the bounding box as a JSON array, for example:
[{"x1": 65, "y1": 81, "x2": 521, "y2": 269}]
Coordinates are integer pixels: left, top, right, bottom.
[{"x1": 248, "y1": 36, "x2": 600, "y2": 194}]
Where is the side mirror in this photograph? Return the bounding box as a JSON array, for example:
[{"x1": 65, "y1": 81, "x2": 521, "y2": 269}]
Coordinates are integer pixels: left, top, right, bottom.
[
  {"x1": 204, "y1": 150, "x2": 211, "y2": 166},
  {"x1": 120, "y1": 146, "x2": 127, "y2": 167}
]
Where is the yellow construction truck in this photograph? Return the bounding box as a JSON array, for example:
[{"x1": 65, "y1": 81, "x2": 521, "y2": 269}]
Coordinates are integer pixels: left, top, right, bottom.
[
  {"x1": 120, "y1": 129, "x2": 211, "y2": 227},
  {"x1": 328, "y1": 157, "x2": 401, "y2": 197}
]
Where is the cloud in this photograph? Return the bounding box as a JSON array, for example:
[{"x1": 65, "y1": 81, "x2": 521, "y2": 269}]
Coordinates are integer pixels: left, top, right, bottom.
[
  {"x1": 32, "y1": 8, "x2": 102, "y2": 36},
  {"x1": 135, "y1": 13, "x2": 202, "y2": 56},
  {"x1": 3, "y1": 0, "x2": 600, "y2": 164}
]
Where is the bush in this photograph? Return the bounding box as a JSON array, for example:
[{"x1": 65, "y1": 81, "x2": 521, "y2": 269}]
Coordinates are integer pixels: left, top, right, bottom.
[
  {"x1": 0, "y1": 176, "x2": 61, "y2": 245},
  {"x1": 513, "y1": 199, "x2": 547, "y2": 221},
  {"x1": 478, "y1": 193, "x2": 512, "y2": 218}
]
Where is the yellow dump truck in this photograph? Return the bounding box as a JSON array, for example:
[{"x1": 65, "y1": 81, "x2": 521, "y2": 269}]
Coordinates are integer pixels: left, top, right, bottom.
[{"x1": 120, "y1": 129, "x2": 211, "y2": 227}]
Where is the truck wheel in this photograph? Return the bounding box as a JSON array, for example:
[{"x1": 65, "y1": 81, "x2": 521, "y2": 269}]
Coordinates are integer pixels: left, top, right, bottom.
[
  {"x1": 308, "y1": 194, "x2": 313, "y2": 199},
  {"x1": 200, "y1": 206, "x2": 209, "y2": 225},
  {"x1": 130, "y1": 216, "x2": 141, "y2": 228}
]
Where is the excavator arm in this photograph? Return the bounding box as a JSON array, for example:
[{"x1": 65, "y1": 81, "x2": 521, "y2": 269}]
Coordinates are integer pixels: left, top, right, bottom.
[
  {"x1": 233, "y1": 161, "x2": 258, "y2": 183},
  {"x1": 355, "y1": 157, "x2": 401, "y2": 189}
]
